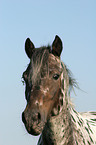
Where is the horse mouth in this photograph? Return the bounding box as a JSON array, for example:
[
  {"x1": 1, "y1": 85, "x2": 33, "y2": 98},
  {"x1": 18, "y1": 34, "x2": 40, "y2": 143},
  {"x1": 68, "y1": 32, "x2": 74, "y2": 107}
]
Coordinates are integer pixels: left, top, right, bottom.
[
  {"x1": 22, "y1": 113, "x2": 45, "y2": 136},
  {"x1": 25, "y1": 125, "x2": 41, "y2": 136},
  {"x1": 23, "y1": 120, "x2": 44, "y2": 136}
]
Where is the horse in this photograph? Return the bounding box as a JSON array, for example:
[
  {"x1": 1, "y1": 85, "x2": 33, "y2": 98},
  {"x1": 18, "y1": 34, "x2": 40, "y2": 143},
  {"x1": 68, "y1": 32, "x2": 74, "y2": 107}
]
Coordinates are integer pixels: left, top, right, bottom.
[{"x1": 22, "y1": 35, "x2": 96, "y2": 145}]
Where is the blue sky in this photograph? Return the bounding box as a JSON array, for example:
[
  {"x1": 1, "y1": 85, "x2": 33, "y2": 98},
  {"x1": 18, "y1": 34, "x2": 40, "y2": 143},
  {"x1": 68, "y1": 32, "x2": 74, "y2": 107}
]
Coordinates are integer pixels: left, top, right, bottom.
[{"x1": 0, "y1": 0, "x2": 96, "y2": 145}]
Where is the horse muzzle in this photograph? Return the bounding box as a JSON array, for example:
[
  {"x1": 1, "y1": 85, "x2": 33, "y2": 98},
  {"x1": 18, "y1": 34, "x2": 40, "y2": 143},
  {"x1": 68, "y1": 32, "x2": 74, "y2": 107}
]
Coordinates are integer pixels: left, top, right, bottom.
[{"x1": 22, "y1": 109, "x2": 45, "y2": 135}]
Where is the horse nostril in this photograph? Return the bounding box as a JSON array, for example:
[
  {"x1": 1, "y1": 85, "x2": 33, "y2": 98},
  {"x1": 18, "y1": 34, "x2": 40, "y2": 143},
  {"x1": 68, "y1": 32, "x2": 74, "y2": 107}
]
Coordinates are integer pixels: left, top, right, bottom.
[
  {"x1": 38, "y1": 112, "x2": 41, "y2": 120},
  {"x1": 22, "y1": 112, "x2": 26, "y2": 124}
]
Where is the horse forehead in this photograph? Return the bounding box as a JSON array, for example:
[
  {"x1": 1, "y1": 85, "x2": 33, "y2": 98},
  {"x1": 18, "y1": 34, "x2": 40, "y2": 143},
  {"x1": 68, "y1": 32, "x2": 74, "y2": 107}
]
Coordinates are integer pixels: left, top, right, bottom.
[
  {"x1": 28, "y1": 51, "x2": 62, "y2": 84},
  {"x1": 31, "y1": 52, "x2": 61, "y2": 73},
  {"x1": 27, "y1": 49, "x2": 48, "y2": 83},
  {"x1": 49, "y1": 54, "x2": 60, "y2": 63},
  {"x1": 31, "y1": 48, "x2": 48, "y2": 66}
]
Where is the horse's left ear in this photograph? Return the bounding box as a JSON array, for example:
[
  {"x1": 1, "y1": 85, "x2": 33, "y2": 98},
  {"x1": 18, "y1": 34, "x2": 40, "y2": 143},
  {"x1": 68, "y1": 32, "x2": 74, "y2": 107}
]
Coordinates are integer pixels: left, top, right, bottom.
[{"x1": 52, "y1": 35, "x2": 63, "y2": 57}]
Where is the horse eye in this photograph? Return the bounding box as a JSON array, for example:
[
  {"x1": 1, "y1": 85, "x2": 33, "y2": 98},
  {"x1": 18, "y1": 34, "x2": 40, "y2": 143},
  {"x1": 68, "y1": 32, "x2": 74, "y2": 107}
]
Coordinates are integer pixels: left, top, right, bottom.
[
  {"x1": 22, "y1": 79, "x2": 25, "y2": 85},
  {"x1": 53, "y1": 74, "x2": 60, "y2": 80},
  {"x1": 22, "y1": 72, "x2": 27, "y2": 82}
]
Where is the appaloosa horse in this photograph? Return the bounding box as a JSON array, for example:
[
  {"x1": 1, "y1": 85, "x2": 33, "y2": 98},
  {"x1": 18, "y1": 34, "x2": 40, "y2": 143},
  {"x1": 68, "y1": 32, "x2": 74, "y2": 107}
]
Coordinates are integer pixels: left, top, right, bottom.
[{"x1": 22, "y1": 36, "x2": 96, "y2": 145}]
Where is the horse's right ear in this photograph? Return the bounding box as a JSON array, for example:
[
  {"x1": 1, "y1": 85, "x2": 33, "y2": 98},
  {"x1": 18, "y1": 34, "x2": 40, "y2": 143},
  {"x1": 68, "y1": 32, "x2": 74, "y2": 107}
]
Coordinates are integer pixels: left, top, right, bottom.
[{"x1": 25, "y1": 38, "x2": 35, "y2": 59}]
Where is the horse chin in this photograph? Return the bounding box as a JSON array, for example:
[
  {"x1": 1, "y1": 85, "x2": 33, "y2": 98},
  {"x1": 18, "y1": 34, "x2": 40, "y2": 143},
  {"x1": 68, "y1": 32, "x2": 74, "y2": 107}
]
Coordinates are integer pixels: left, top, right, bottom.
[
  {"x1": 24, "y1": 121, "x2": 45, "y2": 136},
  {"x1": 26, "y1": 127, "x2": 41, "y2": 136}
]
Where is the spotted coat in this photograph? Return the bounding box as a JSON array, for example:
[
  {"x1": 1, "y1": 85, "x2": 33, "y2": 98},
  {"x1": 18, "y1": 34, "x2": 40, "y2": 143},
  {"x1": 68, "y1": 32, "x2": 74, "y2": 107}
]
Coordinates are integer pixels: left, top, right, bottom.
[
  {"x1": 38, "y1": 65, "x2": 96, "y2": 145},
  {"x1": 22, "y1": 35, "x2": 96, "y2": 145}
]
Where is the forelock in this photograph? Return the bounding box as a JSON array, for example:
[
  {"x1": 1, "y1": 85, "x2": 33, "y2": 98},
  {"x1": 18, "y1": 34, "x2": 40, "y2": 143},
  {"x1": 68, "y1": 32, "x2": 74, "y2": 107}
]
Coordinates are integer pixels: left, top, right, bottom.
[{"x1": 30, "y1": 47, "x2": 50, "y2": 85}]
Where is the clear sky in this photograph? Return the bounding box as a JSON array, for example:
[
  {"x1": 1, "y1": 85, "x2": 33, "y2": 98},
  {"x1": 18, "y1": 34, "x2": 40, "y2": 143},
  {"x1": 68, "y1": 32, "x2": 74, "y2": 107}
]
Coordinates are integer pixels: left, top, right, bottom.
[{"x1": 0, "y1": 0, "x2": 96, "y2": 145}]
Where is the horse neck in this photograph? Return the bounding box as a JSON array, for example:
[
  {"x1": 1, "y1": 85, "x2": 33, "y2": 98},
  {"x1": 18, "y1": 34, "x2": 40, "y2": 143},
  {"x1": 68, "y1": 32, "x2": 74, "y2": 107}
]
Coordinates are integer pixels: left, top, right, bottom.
[{"x1": 40, "y1": 64, "x2": 96, "y2": 145}]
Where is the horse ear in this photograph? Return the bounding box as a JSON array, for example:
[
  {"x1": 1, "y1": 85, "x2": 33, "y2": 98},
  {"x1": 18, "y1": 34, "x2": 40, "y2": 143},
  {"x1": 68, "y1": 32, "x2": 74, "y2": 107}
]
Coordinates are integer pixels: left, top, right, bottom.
[
  {"x1": 52, "y1": 35, "x2": 63, "y2": 57},
  {"x1": 25, "y1": 38, "x2": 35, "y2": 59}
]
